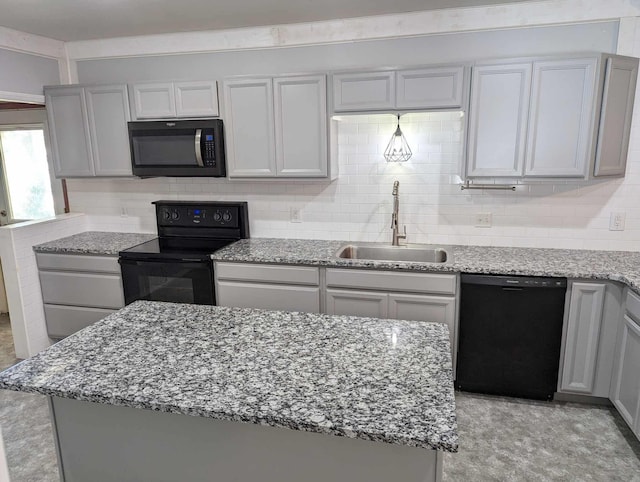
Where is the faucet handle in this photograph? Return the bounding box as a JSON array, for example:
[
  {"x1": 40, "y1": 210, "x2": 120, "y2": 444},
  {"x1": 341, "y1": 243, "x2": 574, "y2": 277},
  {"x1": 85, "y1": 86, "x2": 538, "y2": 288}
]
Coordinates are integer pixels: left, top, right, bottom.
[{"x1": 399, "y1": 225, "x2": 407, "y2": 241}]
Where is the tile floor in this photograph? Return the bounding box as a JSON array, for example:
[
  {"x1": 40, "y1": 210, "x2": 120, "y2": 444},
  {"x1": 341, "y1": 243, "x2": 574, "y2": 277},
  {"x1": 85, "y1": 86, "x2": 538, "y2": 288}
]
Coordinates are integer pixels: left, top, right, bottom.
[{"x1": 0, "y1": 314, "x2": 638, "y2": 481}]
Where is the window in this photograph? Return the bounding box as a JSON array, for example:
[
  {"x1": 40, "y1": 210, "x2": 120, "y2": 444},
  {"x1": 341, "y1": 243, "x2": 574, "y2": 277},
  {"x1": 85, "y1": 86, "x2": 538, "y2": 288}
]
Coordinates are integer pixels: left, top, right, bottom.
[{"x1": 0, "y1": 126, "x2": 55, "y2": 223}]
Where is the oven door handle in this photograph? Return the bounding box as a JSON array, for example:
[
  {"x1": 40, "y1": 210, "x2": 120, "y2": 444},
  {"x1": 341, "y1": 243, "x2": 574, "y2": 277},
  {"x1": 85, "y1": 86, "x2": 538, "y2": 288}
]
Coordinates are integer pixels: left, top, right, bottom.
[
  {"x1": 119, "y1": 258, "x2": 208, "y2": 268},
  {"x1": 195, "y1": 128, "x2": 204, "y2": 167}
]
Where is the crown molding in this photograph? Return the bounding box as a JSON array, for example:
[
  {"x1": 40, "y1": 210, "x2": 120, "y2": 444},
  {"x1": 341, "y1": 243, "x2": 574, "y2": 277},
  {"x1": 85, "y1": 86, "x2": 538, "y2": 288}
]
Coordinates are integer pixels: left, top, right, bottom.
[
  {"x1": 65, "y1": 0, "x2": 639, "y2": 60},
  {"x1": 0, "y1": 26, "x2": 65, "y2": 59}
]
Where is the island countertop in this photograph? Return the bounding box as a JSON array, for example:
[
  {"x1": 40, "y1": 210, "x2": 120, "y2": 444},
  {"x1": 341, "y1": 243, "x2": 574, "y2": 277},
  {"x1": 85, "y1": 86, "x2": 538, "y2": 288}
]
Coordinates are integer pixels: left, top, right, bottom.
[{"x1": 0, "y1": 300, "x2": 458, "y2": 452}]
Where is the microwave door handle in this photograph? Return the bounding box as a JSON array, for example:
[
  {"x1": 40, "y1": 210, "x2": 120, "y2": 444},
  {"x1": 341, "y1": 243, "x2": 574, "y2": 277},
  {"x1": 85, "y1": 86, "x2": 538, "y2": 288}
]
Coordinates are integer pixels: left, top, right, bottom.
[{"x1": 195, "y1": 129, "x2": 204, "y2": 167}]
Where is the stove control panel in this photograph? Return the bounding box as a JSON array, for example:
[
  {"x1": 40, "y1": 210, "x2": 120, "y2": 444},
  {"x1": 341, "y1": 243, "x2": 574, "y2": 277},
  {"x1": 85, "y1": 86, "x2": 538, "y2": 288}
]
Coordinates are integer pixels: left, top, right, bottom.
[{"x1": 157, "y1": 205, "x2": 239, "y2": 228}]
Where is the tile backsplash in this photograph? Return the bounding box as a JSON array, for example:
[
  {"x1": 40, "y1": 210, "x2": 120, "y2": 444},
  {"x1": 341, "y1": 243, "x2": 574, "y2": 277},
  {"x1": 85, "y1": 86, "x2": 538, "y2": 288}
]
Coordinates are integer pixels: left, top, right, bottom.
[{"x1": 67, "y1": 112, "x2": 640, "y2": 251}]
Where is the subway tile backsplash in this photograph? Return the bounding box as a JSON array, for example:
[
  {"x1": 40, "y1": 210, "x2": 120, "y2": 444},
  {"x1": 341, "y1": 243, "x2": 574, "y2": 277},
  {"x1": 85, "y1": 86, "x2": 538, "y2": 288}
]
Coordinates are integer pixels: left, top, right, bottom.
[{"x1": 67, "y1": 112, "x2": 640, "y2": 251}]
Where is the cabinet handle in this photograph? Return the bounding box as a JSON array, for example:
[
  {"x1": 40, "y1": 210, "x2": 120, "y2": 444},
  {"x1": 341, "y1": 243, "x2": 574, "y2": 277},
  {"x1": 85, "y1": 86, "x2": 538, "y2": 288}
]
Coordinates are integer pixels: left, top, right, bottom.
[{"x1": 195, "y1": 129, "x2": 204, "y2": 167}]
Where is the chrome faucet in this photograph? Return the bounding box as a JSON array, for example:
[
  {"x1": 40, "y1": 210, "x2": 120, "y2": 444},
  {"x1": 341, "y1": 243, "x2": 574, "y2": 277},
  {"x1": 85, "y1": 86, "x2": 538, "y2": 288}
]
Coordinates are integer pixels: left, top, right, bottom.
[{"x1": 391, "y1": 180, "x2": 407, "y2": 246}]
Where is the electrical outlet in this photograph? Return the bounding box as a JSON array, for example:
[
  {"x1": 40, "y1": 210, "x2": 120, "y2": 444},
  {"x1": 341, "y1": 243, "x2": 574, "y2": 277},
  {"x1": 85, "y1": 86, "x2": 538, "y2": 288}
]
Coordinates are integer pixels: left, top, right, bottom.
[
  {"x1": 120, "y1": 207, "x2": 128, "y2": 217},
  {"x1": 290, "y1": 207, "x2": 302, "y2": 223},
  {"x1": 475, "y1": 212, "x2": 492, "y2": 228},
  {"x1": 609, "y1": 212, "x2": 626, "y2": 231}
]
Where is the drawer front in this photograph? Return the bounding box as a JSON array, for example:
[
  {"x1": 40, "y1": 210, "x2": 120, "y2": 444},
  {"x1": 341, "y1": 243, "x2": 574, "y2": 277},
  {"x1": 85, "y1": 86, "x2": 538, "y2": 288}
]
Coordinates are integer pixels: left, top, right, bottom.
[
  {"x1": 36, "y1": 253, "x2": 120, "y2": 273},
  {"x1": 326, "y1": 268, "x2": 456, "y2": 295},
  {"x1": 40, "y1": 271, "x2": 124, "y2": 309},
  {"x1": 216, "y1": 281, "x2": 320, "y2": 313},
  {"x1": 215, "y1": 262, "x2": 319, "y2": 285},
  {"x1": 44, "y1": 304, "x2": 116, "y2": 339},
  {"x1": 626, "y1": 289, "x2": 640, "y2": 321}
]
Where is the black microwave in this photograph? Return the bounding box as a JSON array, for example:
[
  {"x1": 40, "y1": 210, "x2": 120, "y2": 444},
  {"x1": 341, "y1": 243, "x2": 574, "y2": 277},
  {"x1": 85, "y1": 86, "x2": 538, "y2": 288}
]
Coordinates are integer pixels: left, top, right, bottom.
[{"x1": 128, "y1": 119, "x2": 226, "y2": 177}]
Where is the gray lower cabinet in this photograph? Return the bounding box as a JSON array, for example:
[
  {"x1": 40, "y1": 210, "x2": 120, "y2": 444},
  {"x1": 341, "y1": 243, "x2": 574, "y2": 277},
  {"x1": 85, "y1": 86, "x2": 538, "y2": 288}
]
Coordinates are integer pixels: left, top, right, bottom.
[
  {"x1": 214, "y1": 262, "x2": 321, "y2": 313},
  {"x1": 36, "y1": 253, "x2": 123, "y2": 339},
  {"x1": 45, "y1": 84, "x2": 132, "y2": 178},
  {"x1": 610, "y1": 290, "x2": 640, "y2": 438},
  {"x1": 466, "y1": 53, "x2": 638, "y2": 180},
  {"x1": 325, "y1": 269, "x2": 458, "y2": 361},
  {"x1": 223, "y1": 74, "x2": 329, "y2": 178},
  {"x1": 559, "y1": 281, "x2": 622, "y2": 397}
]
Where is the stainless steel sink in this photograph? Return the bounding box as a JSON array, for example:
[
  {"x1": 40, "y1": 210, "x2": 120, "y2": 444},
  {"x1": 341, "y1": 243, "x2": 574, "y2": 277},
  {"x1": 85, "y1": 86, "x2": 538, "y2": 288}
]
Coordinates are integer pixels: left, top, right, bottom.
[{"x1": 335, "y1": 244, "x2": 449, "y2": 263}]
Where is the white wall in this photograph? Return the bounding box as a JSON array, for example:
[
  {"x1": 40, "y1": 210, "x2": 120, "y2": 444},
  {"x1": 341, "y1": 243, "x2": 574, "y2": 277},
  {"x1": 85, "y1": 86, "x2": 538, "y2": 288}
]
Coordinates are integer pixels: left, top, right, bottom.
[
  {"x1": 69, "y1": 107, "x2": 640, "y2": 251},
  {"x1": 0, "y1": 214, "x2": 87, "y2": 358}
]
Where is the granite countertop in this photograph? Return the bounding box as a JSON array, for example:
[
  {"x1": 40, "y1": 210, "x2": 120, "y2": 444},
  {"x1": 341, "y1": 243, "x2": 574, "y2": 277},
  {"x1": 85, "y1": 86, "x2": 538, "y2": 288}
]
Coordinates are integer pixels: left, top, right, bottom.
[
  {"x1": 212, "y1": 239, "x2": 640, "y2": 294},
  {"x1": 33, "y1": 231, "x2": 156, "y2": 256},
  {"x1": 0, "y1": 300, "x2": 458, "y2": 452}
]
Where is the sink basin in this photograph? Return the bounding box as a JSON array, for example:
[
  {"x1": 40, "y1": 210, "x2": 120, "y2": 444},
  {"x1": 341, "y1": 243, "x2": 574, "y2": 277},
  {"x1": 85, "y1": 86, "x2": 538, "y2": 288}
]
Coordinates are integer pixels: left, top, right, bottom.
[{"x1": 336, "y1": 244, "x2": 449, "y2": 263}]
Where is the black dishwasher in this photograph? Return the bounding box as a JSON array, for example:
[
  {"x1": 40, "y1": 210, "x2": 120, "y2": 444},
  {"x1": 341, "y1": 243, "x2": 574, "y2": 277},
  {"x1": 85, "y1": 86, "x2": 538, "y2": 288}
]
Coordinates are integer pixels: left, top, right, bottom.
[{"x1": 456, "y1": 274, "x2": 567, "y2": 400}]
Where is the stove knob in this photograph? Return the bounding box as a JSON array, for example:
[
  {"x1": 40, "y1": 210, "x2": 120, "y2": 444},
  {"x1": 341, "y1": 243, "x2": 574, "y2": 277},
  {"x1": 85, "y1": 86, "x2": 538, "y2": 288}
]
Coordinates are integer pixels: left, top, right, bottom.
[
  {"x1": 222, "y1": 211, "x2": 232, "y2": 222},
  {"x1": 171, "y1": 210, "x2": 180, "y2": 220},
  {"x1": 162, "y1": 209, "x2": 171, "y2": 220},
  {"x1": 213, "y1": 211, "x2": 222, "y2": 222}
]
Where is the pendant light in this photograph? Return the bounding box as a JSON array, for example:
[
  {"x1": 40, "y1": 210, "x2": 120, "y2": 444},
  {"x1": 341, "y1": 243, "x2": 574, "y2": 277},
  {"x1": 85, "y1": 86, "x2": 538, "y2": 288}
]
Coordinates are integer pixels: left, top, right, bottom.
[{"x1": 384, "y1": 114, "x2": 412, "y2": 162}]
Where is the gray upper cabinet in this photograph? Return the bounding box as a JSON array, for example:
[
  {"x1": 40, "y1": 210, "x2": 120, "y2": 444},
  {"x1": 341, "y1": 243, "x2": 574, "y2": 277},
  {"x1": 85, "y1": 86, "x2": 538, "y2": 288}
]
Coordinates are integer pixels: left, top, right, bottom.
[
  {"x1": 396, "y1": 66, "x2": 465, "y2": 109},
  {"x1": 46, "y1": 84, "x2": 132, "y2": 178},
  {"x1": 274, "y1": 76, "x2": 327, "y2": 177},
  {"x1": 223, "y1": 78, "x2": 277, "y2": 177},
  {"x1": 525, "y1": 58, "x2": 598, "y2": 177},
  {"x1": 467, "y1": 62, "x2": 531, "y2": 177},
  {"x1": 332, "y1": 65, "x2": 467, "y2": 112},
  {"x1": 85, "y1": 85, "x2": 132, "y2": 176},
  {"x1": 46, "y1": 86, "x2": 94, "y2": 177},
  {"x1": 332, "y1": 71, "x2": 395, "y2": 112},
  {"x1": 594, "y1": 56, "x2": 639, "y2": 177},
  {"x1": 224, "y1": 74, "x2": 329, "y2": 178},
  {"x1": 466, "y1": 53, "x2": 639, "y2": 180},
  {"x1": 130, "y1": 80, "x2": 219, "y2": 119}
]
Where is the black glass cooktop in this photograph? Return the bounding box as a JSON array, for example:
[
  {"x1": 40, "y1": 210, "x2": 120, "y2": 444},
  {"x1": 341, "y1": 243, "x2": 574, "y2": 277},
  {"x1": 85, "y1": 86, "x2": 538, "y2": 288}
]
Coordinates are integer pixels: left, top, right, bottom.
[{"x1": 119, "y1": 237, "x2": 234, "y2": 261}]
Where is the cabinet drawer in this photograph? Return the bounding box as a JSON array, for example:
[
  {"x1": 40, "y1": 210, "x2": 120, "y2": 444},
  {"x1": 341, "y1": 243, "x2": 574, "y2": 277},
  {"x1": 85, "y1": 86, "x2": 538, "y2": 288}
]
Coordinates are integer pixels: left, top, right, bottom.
[
  {"x1": 36, "y1": 253, "x2": 120, "y2": 273},
  {"x1": 626, "y1": 289, "x2": 640, "y2": 321},
  {"x1": 326, "y1": 269, "x2": 456, "y2": 295},
  {"x1": 44, "y1": 304, "x2": 116, "y2": 339},
  {"x1": 40, "y1": 271, "x2": 124, "y2": 309},
  {"x1": 215, "y1": 262, "x2": 319, "y2": 285},
  {"x1": 216, "y1": 281, "x2": 320, "y2": 313}
]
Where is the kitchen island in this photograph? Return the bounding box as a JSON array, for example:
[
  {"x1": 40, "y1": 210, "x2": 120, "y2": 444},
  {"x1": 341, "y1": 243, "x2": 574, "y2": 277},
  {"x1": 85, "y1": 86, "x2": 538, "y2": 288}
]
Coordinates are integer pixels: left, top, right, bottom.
[{"x1": 0, "y1": 300, "x2": 457, "y2": 482}]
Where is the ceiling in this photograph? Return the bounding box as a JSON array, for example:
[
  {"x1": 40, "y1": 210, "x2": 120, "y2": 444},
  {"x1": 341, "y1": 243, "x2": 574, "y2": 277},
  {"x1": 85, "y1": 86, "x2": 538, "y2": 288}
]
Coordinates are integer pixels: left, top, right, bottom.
[{"x1": 0, "y1": 0, "x2": 536, "y2": 42}]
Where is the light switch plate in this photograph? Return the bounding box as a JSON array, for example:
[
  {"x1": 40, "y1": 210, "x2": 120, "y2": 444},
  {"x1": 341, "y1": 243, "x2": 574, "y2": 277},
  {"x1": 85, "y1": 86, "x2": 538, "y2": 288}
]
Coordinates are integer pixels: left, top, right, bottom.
[
  {"x1": 290, "y1": 207, "x2": 302, "y2": 223},
  {"x1": 609, "y1": 212, "x2": 625, "y2": 231}
]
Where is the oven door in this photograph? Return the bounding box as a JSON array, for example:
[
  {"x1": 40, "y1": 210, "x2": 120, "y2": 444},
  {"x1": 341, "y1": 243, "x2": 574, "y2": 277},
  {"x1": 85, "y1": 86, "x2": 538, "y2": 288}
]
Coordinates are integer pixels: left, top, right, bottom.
[{"x1": 119, "y1": 258, "x2": 215, "y2": 305}]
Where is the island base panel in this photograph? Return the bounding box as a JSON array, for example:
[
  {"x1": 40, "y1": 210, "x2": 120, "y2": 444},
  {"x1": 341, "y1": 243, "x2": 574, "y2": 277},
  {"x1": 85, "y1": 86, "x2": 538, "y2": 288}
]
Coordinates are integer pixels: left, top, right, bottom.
[{"x1": 50, "y1": 397, "x2": 442, "y2": 482}]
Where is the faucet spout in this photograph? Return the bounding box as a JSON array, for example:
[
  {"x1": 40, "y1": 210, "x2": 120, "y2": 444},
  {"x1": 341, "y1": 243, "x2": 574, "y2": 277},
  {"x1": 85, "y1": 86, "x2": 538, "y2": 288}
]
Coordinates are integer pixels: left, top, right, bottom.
[{"x1": 391, "y1": 180, "x2": 407, "y2": 246}]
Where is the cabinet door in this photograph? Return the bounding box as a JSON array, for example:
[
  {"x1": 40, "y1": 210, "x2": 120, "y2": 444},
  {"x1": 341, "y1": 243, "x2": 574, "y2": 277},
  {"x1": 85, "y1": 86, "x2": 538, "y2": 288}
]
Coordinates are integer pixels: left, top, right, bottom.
[
  {"x1": 332, "y1": 71, "x2": 395, "y2": 112},
  {"x1": 325, "y1": 289, "x2": 388, "y2": 319},
  {"x1": 85, "y1": 85, "x2": 132, "y2": 176},
  {"x1": 525, "y1": 58, "x2": 598, "y2": 177},
  {"x1": 175, "y1": 81, "x2": 219, "y2": 118},
  {"x1": 611, "y1": 314, "x2": 640, "y2": 435},
  {"x1": 467, "y1": 63, "x2": 531, "y2": 177},
  {"x1": 223, "y1": 78, "x2": 277, "y2": 177},
  {"x1": 396, "y1": 66, "x2": 465, "y2": 109},
  {"x1": 216, "y1": 281, "x2": 320, "y2": 313},
  {"x1": 131, "y1": 82, "x2": 176, "y2": 119},
  {"x1": 388, "y1": 293, "x2": 456, "y2": 342},
  {"x1": 45, "y1": 87, "x2": 94, "y2": 177},
  {"x1": 274, "y1": 75, "x2": 327, "y2": 177},
  {"x1": 594, "y1": 55, "x2": 638, "y2": 177},
  {"x1": 560, "y1": 282, "x2": 605, "y2": 394}
]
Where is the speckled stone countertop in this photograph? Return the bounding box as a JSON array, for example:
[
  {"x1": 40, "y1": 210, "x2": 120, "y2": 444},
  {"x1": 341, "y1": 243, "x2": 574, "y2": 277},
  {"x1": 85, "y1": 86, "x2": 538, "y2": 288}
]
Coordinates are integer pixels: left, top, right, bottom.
[
  {"x1": 0, "y1": 300, "x2": 458, "y2": 452},
  {"x1": 33, "y1": 231, "x2": 156, "y2": 256},
  {"x1": 212, "y1": 239, "x2": 640, "y2": 294}
]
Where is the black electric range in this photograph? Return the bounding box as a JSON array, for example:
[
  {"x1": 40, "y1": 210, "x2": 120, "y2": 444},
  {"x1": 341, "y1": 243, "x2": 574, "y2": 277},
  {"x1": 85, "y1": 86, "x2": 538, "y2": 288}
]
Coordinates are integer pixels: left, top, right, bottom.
[{"x1": 119, "y1": 200, "x2": 249, "y2": 305}]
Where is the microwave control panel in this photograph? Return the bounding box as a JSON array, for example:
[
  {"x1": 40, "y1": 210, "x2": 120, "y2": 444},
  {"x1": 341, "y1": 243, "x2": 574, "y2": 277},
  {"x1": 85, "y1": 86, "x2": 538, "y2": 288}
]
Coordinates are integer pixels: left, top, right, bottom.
[{"x1": 202, "y1": 132, "x2": 216, "y2": 167}]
